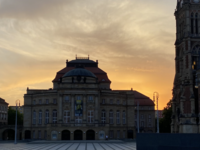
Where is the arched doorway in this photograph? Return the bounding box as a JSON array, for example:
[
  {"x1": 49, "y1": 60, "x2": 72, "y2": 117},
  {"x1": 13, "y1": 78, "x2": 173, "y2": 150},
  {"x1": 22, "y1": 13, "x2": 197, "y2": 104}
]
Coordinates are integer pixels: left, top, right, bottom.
[
  {"x1": 25, "y1": 130, "x2": 31, "y2": 139},
  {"x1": 2, "y1": 129, "x2": 15, "y2": 140},
  {"x1": 127, "y1": 130, "x2": 133, "y2": 139},
  {"x1": 74, "y1": 130, "x2": 82, "y2": 140},
  {"x1": 62, "y1": 130, "x2": 70, "y2": 140},
  {"x1": 86, "y1": 130, "x2": 95, "y2": 140}
]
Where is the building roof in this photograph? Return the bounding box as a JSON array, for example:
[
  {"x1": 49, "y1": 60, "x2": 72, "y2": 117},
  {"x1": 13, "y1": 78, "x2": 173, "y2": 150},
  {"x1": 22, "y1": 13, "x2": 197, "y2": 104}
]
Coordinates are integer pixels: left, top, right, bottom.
[
  {"x1": 133, "y1": 91, "x2": 155, "y2": 106},
  {"x1": 0, "y1": 97, "x2": 9, "y2": 105},
  {"x1": 69, "y1": 59, "x2": 96, "y2": 63},
  {"x1": 63, "y1": 67, "x2": 96, "y2": 78}
]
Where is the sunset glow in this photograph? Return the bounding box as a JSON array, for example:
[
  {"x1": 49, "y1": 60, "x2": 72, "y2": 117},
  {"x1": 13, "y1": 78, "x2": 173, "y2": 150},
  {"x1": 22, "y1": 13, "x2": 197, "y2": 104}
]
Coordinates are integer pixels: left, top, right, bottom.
[{"x1": 0, "y1": 0, "x2": 176, "y2": 109}]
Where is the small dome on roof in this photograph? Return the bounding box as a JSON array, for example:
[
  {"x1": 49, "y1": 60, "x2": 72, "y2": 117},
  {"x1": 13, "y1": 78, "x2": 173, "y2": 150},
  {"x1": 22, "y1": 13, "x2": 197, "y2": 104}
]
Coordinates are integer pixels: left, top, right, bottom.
[{"x1": 63, "y1": 67, "x2": 96, "y2": 78}]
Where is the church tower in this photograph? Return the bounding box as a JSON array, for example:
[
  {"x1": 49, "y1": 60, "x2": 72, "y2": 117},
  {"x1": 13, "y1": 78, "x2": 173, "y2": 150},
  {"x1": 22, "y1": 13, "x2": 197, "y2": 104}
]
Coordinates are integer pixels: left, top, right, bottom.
[{"x1": 172, "y1": 0, "x2": 200, "y2": 133}]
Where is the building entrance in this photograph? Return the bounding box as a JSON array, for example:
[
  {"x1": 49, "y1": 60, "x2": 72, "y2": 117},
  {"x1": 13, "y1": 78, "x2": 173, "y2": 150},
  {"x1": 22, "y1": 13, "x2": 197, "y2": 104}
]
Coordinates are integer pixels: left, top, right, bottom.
[
  {"x1": 86, "y1": 130, "x2": 95, "y2": 140},
  {"x1": 2, "y1": 129, "x2": 15, "y2": 140},
  {"x1": 62, "y1": 130, "x2": 70, "y2": 140},
  {"x1": 127, "y1": 130, "x2": 133, "y2": 139},
  {"x1": 25, "y1": 130, "x2": 31, "y2": 139},
  {"x1": 74, "y1": 130, "x2": 82, "y2": 140}
]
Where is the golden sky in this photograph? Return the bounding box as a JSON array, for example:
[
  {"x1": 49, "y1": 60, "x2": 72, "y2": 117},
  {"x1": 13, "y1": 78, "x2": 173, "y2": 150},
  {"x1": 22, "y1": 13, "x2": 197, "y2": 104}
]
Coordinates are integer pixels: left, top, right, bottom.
[{"x1": 0, "y1": 0, "x2": 176, "y2": 109}]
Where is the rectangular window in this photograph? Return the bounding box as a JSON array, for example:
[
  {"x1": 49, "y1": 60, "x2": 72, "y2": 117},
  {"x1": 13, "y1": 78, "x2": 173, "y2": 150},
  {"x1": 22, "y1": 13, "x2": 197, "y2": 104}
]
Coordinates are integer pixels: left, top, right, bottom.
[
  {"x1": 87, "y1": 110, "x2": 94, "y2": 123},
  {"x1": 123, "y1": 111, "x2": 126, "y2": 124},
  {"x1": 109, "y1": 111, "x2": 113, "y2": 124},
  {"x1": 33, "y1": 131, "x2": 35, "y2": 139},
  {"x1": 88, "y1": 96, "x2": 93, "y2": 101},
  {"x1": 38, "y1": 130, "x2": 41, "y2": 139},
  {"x1": 101, "y1": 111, "x2": 106, "y2": 124},
  {"x1": 39, "y1": 99, "x2": 42, "y2": 104},
  {"x1": 148, "y1": 114, "x2": 151, "y2": 123},
  {"x1": 33, "y1": 111, "x2": 36, "y2": 125},
  {"x1": 110, "y1": 99, "x2": 113, "y2": 104},
  {"x1": 53, "y1": 99, "x2": 57, "y2": 104},
  {"x1": 123, "y1": 130, "x2": 126, "y2": 138},
  {"x1": 102, "y1": 99, "x2": 105, "y2": 104},
  {"x1": 77, "y1": 96, "x2": 81, "y2": 100},
  {"x1": 117, "y1": 130, "x2": 120, "y2": 139},
  {"x1": 65, "y1": 96, "x2": 69, "y2": 102},
  {"x1": 75, "y1": 116, "x2": 82, "y2": 126},
  {"x1": 53, "y1": 110, "x2": 57, "y2": 123},
  {"x1": 109, "y1": 130, "x2": 114, "y2": 138},
  {"x1": 116, "y1": 111, "x2": 120, "y2": 124},
  {"x1": 186, "y1": 55, "x2": 188, "y2": 69},
  {"x1": 64, "y1": 110, "x2": 70, "y2": 123},
  {"x1": 46, "y1": 99, "x2": 49, "y2": 104},
  {"x1": 39, "y1": 111, "x2": 42, "y2": 125},
  {"x1": 44, "y1": 130, "x2": 47, "y2": 139},
  {"x1": 141, "y1": 121, "x2": 144, "y2": 127},
  {"x1": 45, "y1": 110, "x2": 49, "y2": 124}
]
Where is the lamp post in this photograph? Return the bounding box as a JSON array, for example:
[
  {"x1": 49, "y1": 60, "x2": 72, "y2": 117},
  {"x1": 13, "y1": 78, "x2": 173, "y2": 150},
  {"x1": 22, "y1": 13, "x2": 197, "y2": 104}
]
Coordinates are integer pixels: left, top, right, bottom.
[
  {"x1": 153, "y1": 92, "x2": 159, "y2": 133},
  {"x1": 14, "y1": 100, "x2": 20, "y2": 144}
]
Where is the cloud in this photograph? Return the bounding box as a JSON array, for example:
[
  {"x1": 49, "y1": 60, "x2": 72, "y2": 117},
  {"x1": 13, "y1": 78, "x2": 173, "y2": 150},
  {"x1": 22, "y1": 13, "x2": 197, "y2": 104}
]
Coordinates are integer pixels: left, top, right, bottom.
[{"x1": 0, "y1": 0, "x2": 177, "y2": 109}]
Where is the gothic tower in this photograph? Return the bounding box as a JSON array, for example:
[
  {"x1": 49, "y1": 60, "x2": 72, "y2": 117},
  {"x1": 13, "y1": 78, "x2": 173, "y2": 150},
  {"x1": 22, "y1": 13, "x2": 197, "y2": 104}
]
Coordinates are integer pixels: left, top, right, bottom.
[{"x1": 172, "y1": 0, "x2": 200, "y2": 133}]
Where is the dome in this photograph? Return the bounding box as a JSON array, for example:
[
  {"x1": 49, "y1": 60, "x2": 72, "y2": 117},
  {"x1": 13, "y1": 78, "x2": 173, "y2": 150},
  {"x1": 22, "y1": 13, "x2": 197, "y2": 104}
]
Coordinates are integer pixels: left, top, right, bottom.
[{"x1": 63, "y1": 68, "x2": 96, "y2": 78}]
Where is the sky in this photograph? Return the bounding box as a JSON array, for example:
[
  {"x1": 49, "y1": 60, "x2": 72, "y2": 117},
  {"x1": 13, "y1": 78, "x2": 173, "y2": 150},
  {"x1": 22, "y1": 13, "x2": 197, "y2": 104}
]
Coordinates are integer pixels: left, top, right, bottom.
[{"x1": 0, "y1": 0, "x2": 177, "y2": 109}]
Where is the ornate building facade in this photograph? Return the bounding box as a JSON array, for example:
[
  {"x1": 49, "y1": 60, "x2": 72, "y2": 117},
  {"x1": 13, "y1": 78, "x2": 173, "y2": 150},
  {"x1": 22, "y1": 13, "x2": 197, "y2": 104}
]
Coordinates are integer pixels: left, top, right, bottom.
[
  {"x1": 0, "y1": 98, "x2": 8, "y2": 125},
  {"x1": 172, "y1": 0, "x2": 200, "y2": 133},
  {"x1": 23, "y1": 57, "x2": 155, "y2": 140}
]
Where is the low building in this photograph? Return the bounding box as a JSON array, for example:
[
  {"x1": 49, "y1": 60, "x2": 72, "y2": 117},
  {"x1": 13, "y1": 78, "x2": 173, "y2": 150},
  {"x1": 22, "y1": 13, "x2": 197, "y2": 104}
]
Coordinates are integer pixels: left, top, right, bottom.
[
  {"x1": 0, "y1": 98, "x2": 9, "y2": 125},
  {"x1": 23, "y1": 57, "x2": 155, "y2": 140}
]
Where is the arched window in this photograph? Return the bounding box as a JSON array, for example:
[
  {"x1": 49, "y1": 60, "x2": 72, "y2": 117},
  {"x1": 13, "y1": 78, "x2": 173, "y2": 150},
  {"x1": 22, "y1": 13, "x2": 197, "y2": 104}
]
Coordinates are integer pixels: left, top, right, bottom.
[
  {"x1": 196, "y1": 13, "x2": 198, "y2": 34},
  {"x1": 33, "y1": 110, "x2": 36, "y2": 125},
  {"x1": 109, "y1": 110, "x2": 113, "y2": 124},
  {"x1": 123, "y1": 111, "x2": 126, "y2": 124},
  {"x1": 64, "y1": 110, "x2": 70, "y2": 123},
  {"x1": 191, "y1": 13, "x2": 194, "y2": 34},
  {"x1": 45, "y1": 110, "x2": 49, "y2": 124},
  {"x1": 87, "y1": 110, "x2": 94, "y2": 123},
  {"x1": 116, "y1": 110, "x2": 120, "y2": 124},
  {"x1": 101, "y1": 110, "x2": 106, "y2": 124},
  {"x1": 53, "y1": 109, "x2": 57, "y2": 124},
  {"x1": 38, "y1": 110, "x2": 42, "y2": 124}
]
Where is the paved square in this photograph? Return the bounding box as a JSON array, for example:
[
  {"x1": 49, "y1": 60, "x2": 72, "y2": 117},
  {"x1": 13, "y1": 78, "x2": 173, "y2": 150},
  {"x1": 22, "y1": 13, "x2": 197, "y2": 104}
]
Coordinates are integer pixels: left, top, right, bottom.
[{"x1": 0, "y1": 142, "x2": 136, "y2": 150}]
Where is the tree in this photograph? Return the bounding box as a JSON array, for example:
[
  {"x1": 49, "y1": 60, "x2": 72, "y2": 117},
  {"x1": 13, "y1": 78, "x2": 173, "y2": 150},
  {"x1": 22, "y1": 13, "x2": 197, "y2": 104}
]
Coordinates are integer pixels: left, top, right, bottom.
[
  {"x1": 159, "y1": 100, "x2": 172, "y2": 133},
  {"x1": 8, "y1": 107, "x2": 23, "y2": 125}
]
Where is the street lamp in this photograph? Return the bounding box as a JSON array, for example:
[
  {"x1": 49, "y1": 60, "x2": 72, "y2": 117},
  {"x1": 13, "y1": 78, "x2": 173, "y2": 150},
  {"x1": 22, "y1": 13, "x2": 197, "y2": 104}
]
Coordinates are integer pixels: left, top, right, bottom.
[
  {"x1": 135, "y1": 101, "x2": 140, "y2": 133},
  {"x1": 14, "y1": 99, "x2": 20, "y2": 144},
  {"x1": 153, "y1": 92, "x2": 159, "y2": 133}
]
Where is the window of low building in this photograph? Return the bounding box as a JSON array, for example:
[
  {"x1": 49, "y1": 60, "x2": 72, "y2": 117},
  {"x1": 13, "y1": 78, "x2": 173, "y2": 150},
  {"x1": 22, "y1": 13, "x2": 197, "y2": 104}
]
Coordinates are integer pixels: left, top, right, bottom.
[
  {"x1": 141, "y1": 121, "x2": 144, "y2": 127},
  {"x1": 109, "y1": 130, "x2": 114, "y2": 139},
  {"x1": 46, "y1": 99, "x2": 49, "y2": 104},
  {"x1": 101, "y1": 110, "x2": 106, "y2": 124},
  {"x1": 117, "y1": 100, "x2": 120, "y2": 105},
  {"x1": 109, "y1": 110, "x2": 113, "y2": 124},
  {"x1": 110, "y1": 99, "x2": 113, "y2": 104},
  {"x1": 38, "y1": 130, "x2": 41, "y2": 139},
  {"x1": 64, "y1": 110, "x2": 70, "y2": 123},
  {"x1": 123, "y1": 130, "x2": 126, "y2": 138},
  {"x1": 123, "y1": 111, "x2": 126, "y2": 124},
  {"x1": 39, "y1": 99, "x2": 42, "y2": 105},
  {"x1": 88, "y1": 96, "x2": 93, "y2": 101},
  {"x1": 87, "y1": 110, "x2": 94, "y2": 123},
  {"x1": 123, "y1": 100, "x2": 126, "y2": 105},
  {"x1": 116, "y1": 111, "x2": 120, "y2": 124},
  {"x1": 53, "y1": 109, "x2": 57, "y2": 124},
  {"x1": 44, "y1": 130, "x2": 47, "y2": 139},
  {"x1": 32, "y1": 131, "x2": 35, "y2": 139},
  {"x1": 117, "y1": 130, "x2": 120, "y2": 139},
  {"x1": 102, "y1": 99, "x2": 105, "y2": 104},
  {"x1": 33, "y1": 111, "x2": 36, "y2": 125},
  {"x1": 33, "y1": 100, "x2": 36, "y2": 105},
  {"x1": 65, "y1": 96, "x2": 69, "y2": 102},
  {"x1": 53, "y1": 99, "x2": 57, "y2": 104},
  {"x1": 75, "y1": 116, "x2": 82, "y2": 124},
  {"x1": 39, "y1": 110, "x2": 42, "y2": 125},
  {"x1": 148, "y1": 114, "x2": 151, "y2": 123},
  {"x1": 45, "y1": 110, "x2": 49, "y2": 124}
]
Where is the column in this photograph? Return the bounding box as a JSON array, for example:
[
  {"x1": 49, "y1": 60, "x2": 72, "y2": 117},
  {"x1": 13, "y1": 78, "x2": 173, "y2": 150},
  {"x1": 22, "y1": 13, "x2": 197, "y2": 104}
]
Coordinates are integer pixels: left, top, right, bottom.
[
  {"x1": 58, "y1": 95, "x2": 63, "y2": 123},
  {"x1": 71, "y1": 95, "x2": 75, "y2": 125},
  {"x1": 83, "y1": 95, "x2": 86, "y2": 123}
]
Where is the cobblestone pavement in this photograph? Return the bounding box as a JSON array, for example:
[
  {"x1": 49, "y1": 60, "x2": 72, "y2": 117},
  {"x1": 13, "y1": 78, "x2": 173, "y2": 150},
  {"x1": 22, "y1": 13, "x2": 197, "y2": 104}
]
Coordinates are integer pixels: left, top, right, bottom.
[{"x1": 0, "y1": 142, "x2": 136, "y2": 150}]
